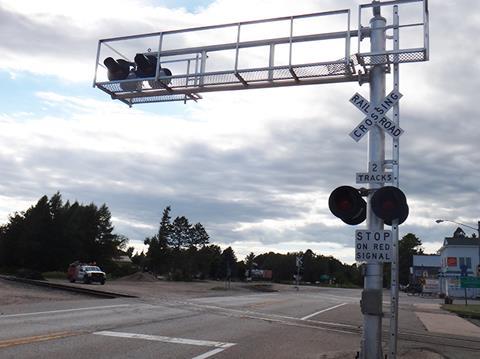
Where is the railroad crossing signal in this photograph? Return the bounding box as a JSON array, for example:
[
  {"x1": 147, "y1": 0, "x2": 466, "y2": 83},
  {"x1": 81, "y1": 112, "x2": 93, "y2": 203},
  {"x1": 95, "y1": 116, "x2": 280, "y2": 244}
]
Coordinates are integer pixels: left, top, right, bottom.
[
  {"x1": 371, "y1": 186, "x2": 409, "y2": 225},
  {"x1": 94, "y1": 1, "x2": 430, "y2": 357},
  {"x1": 328, "y1": 186, "x2": 366, "y2": 225},
  {"x1": 349, "y1": 90, "x2": 404, "y2": 142},
  {"x1": 329, "y1": 185, "x2": 408, "y2": 226}
]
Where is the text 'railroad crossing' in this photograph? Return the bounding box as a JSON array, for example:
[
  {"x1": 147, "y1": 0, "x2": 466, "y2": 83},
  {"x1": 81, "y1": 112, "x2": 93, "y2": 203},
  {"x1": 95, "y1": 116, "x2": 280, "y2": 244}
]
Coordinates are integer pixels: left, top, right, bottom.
[{"x1": 349, "y1": 90, "x2": 404, "y2": 142}]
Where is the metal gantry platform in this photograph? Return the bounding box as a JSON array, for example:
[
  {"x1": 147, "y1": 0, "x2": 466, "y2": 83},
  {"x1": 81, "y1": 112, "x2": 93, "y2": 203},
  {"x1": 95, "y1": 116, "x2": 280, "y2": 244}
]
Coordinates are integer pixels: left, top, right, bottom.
[
  {"x1": 93, "y1": 0, "x2": 429, "y2": 107},
  {"x1": 94, "y1": 10, "x2": 356, "y2": 106}
]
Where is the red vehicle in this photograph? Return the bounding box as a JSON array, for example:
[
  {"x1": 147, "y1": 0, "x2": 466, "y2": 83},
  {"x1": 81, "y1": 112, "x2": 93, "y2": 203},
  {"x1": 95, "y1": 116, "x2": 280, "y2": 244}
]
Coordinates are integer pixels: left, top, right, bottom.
[{"x1": 67, "y1": 262, "x2": 106, "y2": 285}]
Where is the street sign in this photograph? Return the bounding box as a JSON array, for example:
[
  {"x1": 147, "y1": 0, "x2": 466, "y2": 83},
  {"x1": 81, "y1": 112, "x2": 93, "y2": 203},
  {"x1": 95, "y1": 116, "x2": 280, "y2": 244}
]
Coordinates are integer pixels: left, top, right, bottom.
[
  {"x1": 355, "y1": 229, "x2": 392, "y2": 263},
  {"x1": 356, "y1": 161, "x2": 393, "y2": 184},
  {"x1": 349, "y1": 90, "x2": 404, "y2": 142},
  {"x1": 460, "y1": 276, "x2": 480, "y2": 288},
  {"x1": 356, "y1": 172, "x2": 393, "y2": 184}
]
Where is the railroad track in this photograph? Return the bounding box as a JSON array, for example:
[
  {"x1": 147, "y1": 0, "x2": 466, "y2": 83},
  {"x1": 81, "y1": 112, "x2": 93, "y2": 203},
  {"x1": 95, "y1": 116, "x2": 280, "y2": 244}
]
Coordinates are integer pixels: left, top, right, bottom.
[
  {"x1": 0, "y1": 275, "x2": 136, "y2": 299},
  {"x1": 2, "y1": 275, "x2": 478, "y2": 352},
  {"x1": 169, "y1": 298, "x2": 480, "y2": 352}
]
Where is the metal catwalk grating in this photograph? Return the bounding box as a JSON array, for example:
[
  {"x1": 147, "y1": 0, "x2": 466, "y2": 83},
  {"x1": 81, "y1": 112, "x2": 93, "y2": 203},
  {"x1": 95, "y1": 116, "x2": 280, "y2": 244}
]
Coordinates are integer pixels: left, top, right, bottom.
[
  {"x1": 96, "y1": 60, "x2": 356, "y2": 105},
  {"x1": 130, "y1": 94, "x2": 198, "y2": 104},
  {"x1": 357, "y1": 50, "x2": 427, "y2": 67}
]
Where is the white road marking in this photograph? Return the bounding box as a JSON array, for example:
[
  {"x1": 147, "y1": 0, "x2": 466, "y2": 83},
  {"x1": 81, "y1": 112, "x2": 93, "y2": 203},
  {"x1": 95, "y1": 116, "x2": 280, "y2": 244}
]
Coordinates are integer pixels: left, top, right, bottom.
[
  {"x1": 94, "y1": 331, "x2": 235, "y2": 348},
  {"x1": 301, "y1": 303, "x2": 348, "y2": 320},
  {"x1": 191, "y1": 347, "x2": 228, "y2": 359},
  {"x1": 0, "y1": 304, "x2": 132, "y2": 318},
  {"x1": 94, "y1": 331, "x2": 236, "y2": 359},
  {"x1": 168, "y1": 299, "x2": 358, "y2": 329}
]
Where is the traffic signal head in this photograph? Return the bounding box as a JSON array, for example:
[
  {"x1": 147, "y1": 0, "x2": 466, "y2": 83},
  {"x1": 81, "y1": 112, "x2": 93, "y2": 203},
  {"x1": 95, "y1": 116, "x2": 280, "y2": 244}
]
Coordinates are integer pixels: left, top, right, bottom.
[
  {"x1": 148, "y1": 67, "x2": 173, "y2": 88},
  {"x1": 103, "y1": 57, "x2": 132, "y2": 81},
  {"x1": 371, "y1": 186, "x2": 409, "y2": 225},
  {"x1": 328, "y1": 186, "x2": 366, "y2": 225},
  {"x1": 134, "y1": 53, "x2": 158, "y2": 78},
  {"x1": 134, "y1": 53, "x2": 172, "y2": 86}
]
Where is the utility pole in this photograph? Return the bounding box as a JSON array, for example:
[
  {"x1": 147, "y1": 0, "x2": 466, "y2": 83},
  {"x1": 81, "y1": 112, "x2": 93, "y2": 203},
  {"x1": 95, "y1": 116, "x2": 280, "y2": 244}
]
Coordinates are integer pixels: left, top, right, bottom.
[
  {"x1": 362, "y1": 3, "x2": 386, "y2": 358},
  {"x1": 295, "y1": 255, "x2": 302, "y2": 290}
]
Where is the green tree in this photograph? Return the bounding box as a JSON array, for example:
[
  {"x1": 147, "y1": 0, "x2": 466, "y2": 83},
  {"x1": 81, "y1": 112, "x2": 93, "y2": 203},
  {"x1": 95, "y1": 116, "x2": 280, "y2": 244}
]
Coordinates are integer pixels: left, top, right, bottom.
[
  {"x1": 399, "y1": 233, "x2": 423, "y2": 285},
  {"x1": 219, "y1": 247, "x2": 237, "y2": 279},
  {"x1": 169, "y1": 216, "x2": 191, "y2": 250},
  {"x1": 0, "y1": 193, "x2": 127, "y2": 273},
  {"x1": 145, "y1": 206, "x2": 172, "y2": 273},
  {"x1": 188, "y1": 223, "x2": 210, "y2": 248},
  {"x1": 196, "y1": 244, "x2": 222, "y2": 279},
  {"x1": 245, "y1": 252, "x2": 256, "y2": 276}
]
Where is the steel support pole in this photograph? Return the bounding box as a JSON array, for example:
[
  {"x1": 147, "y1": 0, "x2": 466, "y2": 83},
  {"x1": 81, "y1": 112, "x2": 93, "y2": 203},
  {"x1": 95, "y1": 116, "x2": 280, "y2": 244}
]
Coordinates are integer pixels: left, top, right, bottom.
[
  {"x1": 388, "y1": 6, "x2": 400, "y2": 359},
  {"x1": 361, "y1": 4, "x2": 386, "y2": 359},
  {"x1": 478, "y1": 221, "x2": 480, "y2": 298}
]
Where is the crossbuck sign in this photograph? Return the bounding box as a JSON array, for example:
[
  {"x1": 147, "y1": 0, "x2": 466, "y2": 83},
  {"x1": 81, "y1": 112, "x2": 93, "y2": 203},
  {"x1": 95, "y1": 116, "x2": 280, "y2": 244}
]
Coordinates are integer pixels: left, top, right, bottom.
[{"x1": 349, "y1": 90, "x2": 404, "y2": 142}]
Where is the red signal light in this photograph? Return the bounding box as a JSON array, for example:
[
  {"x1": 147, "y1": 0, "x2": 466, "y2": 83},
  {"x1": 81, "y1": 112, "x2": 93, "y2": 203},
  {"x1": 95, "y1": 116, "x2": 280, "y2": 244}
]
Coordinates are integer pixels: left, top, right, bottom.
[
  {"x1": 371, "y1": 186, "x2": 409, "y2": 225},
  {"x1": 328, "y1": 186, "x2": 366, "y2": 225}
]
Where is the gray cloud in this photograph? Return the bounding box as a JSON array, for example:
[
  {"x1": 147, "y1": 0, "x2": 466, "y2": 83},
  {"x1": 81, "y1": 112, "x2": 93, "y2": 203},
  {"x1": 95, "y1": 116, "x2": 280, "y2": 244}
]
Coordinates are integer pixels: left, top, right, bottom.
[{"x1": 0, "y1": 0, "x2": 479, "y2": 261}]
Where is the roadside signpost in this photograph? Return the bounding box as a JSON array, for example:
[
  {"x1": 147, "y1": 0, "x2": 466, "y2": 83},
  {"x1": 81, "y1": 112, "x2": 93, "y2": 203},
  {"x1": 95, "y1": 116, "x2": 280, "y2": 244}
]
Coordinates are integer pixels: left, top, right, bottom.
[
  {"x1": 460, "y1": 277, "x2": 480, "y2": 288},
  {"x1": 349, "y1": 90, "x2": 404, "y2": 142},
  {"x1": 355, "y1": 230, "x2": 393, "y2": 262},
  {"x1": 356, "y1": 161, "x2": 393, "y2": 184},
  {"x1": 295, "y1": 256, "x2": 303, "y2": 290},
  {"x1": 460, "y1": 275, "x2": 480, "y2": 306}
]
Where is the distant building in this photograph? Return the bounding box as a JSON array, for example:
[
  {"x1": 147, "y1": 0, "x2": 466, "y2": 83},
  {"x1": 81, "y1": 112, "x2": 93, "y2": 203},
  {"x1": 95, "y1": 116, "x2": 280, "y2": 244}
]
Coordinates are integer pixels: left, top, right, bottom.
[
  {"x1": 412, "y1": 254, "x2": 441, "y2": 278},
  {"x1": 411, "y1": 254, "x2": 441, "y2": 294},
  {"x1": 438, "y1": 227, "x2": 480, "y2": 298}
]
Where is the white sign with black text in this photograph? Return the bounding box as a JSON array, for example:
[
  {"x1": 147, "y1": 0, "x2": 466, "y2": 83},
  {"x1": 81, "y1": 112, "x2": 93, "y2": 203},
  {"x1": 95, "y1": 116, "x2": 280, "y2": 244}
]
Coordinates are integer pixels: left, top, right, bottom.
[
  {"x1": 355, "y1": 229, "x2": 393, "y2": 263},
  {"x1": 349, "y1": 90, "x2": 404, "y2": 142},
  {"x1": 356, "y1": 161, "x2": 393, "y2": 184}
]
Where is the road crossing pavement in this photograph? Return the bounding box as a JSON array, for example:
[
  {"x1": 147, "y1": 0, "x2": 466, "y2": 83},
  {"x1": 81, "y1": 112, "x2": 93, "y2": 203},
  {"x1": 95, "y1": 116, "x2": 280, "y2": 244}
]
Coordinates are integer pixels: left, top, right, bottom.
[{"x1": 1, "y1": 284, "x2": 480, "y2": 358}]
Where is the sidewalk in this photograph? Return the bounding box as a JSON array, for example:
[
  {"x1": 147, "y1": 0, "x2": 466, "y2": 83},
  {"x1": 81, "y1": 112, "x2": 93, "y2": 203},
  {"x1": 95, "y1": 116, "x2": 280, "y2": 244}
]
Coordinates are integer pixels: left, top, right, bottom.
[{"x1": 414, "y1": 303, "x2": 480, "y2": 338}]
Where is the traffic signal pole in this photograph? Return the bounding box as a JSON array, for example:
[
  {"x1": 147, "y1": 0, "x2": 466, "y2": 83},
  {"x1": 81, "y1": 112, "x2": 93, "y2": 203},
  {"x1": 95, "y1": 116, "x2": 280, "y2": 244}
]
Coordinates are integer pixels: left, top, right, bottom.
[
  {"x1": 362, "y1": 5, "x2": 386, "y2": 359},
  {"x1": 95, "y1": 2, "x2": 430, "y2": 356}
]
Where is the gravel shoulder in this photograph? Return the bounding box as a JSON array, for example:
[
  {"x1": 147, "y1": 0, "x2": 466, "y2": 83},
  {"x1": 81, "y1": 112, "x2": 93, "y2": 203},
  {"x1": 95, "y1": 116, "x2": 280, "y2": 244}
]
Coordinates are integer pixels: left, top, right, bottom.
[
  {"x1": 0, "y1": 273, "x2": 286, "y2": 305},
  {"x1": 0, "y1": 279, "x2": 89, "y2": 306}
]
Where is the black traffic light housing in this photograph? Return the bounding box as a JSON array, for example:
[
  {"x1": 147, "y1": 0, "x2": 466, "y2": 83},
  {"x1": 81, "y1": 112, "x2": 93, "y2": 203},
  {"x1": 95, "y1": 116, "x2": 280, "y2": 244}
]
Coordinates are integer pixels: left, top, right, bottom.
[
  {"x1": 371, "y1": 186, "x2": 409, "y2": 225},
  {"x1": 328, "y1": 186, "x2": 366, "y2": 225},
  {"x1": 134, "y1": 53, "x2": 172, "y2": 87},
  {"x1": 103, "y1": 57, "x2": 133, "y2": 81},
  {"x1": 102, "y1": 53, "x2": 173, "y2": 88},
  {"x1": 134, "y1": 53, "x2": 158, "y2": 78}
]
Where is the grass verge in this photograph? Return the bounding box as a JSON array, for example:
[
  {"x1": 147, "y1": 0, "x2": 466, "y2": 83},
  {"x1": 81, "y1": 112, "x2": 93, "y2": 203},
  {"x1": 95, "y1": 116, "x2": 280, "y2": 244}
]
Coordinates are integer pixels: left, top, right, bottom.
[{"x1": 442, "y1": 304, "x2": 480, "y2": 319}]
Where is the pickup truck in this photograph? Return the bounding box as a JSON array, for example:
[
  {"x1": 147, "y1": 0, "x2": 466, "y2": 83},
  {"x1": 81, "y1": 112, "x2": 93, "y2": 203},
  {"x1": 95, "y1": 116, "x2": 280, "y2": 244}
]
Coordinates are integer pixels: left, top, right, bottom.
[{"x1": 67, "y1": 263, "x2": 106, "y2": 285}]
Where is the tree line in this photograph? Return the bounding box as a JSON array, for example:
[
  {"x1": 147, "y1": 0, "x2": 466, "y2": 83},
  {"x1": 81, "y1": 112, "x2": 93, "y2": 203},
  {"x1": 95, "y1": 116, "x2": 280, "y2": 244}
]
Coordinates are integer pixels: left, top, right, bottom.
[
  {"x1": 0, "y1": 192, "x2": 128, "y2": 275},
  {"x1": 137, "y1": 206, "x2": 362, "y2": 285},
  {"x1": 138, "y1": 206, "x2": 424, "y2": 286},
  {"x1": 0, "y1": 194, "x2": 424, "y2": 286},
  {"x1": 136, "y1": 206, "x2": 238, "y2": 281}
]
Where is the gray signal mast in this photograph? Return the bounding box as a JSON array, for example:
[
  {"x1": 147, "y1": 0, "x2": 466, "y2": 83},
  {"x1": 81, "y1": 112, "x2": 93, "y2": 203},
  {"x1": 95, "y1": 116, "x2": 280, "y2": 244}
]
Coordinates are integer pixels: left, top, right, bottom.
[{"x1": 93, "y1": 1, "x2": 429, "y2": 358}]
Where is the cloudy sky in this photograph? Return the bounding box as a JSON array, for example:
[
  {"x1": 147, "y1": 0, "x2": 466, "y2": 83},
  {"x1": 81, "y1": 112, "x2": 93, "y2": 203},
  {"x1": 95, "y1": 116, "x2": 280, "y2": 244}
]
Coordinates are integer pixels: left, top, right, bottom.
[{"x1": 0, "y1": 0, "x2": 479, "y2": 263}]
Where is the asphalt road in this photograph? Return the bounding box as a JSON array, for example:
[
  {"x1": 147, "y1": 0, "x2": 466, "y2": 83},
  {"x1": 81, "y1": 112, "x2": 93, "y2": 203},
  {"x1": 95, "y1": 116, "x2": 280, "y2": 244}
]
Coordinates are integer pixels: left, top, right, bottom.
[{"x1": 1, "y1": 282, "x2": 479, "y2": 358}]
